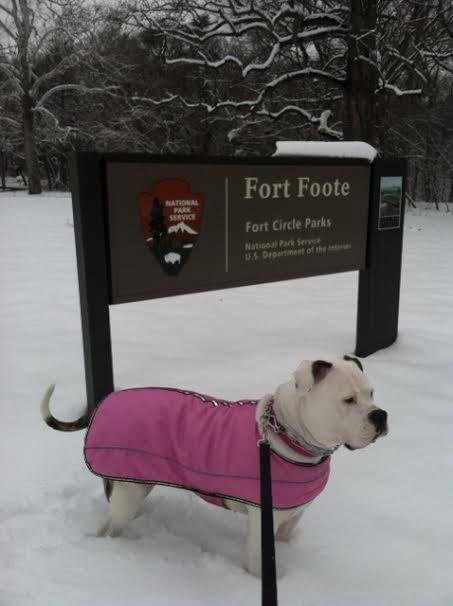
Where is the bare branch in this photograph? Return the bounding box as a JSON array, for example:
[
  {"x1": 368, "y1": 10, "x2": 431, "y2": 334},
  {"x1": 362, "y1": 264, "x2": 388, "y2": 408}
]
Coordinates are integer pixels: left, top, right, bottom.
[{"x1": 35, "y1": 84, "x2": 120, "y2": 109}]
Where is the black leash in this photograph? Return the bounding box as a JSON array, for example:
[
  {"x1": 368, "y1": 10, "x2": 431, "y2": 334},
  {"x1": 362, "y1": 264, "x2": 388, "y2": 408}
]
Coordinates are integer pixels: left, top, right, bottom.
[{"x1": 259, "y1": 439, "x2": 278, "y2": 606}]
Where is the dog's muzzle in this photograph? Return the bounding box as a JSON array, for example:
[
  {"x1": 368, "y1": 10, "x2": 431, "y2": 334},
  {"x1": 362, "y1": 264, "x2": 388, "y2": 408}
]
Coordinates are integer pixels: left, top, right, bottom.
[
  {"x1": 344, "y1": 408, "x2": 388, "y2": 450},
  {"x1": 368, "y1": 409, "x2": 388, "y2": 436}
]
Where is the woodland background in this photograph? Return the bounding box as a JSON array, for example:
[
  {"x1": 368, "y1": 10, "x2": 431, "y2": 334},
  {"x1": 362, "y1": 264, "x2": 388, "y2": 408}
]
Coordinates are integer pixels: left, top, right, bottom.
[{"x1": 0, "y1": 0, "x2": 452, "y2": 206}]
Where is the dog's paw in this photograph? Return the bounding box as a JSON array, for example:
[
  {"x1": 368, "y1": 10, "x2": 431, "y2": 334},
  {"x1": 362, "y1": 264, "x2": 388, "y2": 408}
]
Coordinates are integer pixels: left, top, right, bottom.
[
  {"x1": 245, "y1": 560, "x2": 262, "y2": 578},
  {"x1": 96, "y1": 521, "x2": 110, "y2": 537}
]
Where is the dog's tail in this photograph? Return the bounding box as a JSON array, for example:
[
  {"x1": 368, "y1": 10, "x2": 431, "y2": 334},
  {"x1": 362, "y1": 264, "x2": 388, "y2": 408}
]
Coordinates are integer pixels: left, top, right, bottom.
[{"x1": 40, "y1": 384, "x2": 89, "y2": 432}]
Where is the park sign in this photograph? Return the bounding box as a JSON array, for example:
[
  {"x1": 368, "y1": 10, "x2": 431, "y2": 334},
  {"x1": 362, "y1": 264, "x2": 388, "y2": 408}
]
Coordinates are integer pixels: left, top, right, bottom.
[
  {"x1": 105, "y1": 159, "x2": 370, "y2": 303},
  {"x1": 70, "y1": 149, "x2": 406, "y2": 413},
  {"x1": 71, "y1": 146, "x2": 405, "y2": 606}
]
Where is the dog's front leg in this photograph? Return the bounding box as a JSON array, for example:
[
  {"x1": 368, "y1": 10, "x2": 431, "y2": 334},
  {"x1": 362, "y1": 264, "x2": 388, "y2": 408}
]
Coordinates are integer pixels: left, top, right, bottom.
[
  {"x1": 246, "y1": 506, "x2": 298, "y2": 576},
  {"x1": 275, "y1": 507, "x2": 305, "y2": 542},
  {"x1": 246, "y1": 505, "x2": 262, "y2": 577}
]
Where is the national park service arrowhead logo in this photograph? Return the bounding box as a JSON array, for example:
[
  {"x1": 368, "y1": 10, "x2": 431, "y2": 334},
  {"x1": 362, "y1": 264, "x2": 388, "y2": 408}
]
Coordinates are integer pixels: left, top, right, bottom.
[{"x1": 139, "y1": 179, "x2": 204, "y2": 276}]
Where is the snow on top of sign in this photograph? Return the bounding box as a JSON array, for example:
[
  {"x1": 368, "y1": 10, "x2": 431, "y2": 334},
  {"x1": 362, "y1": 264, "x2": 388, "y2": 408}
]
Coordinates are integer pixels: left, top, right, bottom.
[{"x1": 274, "y1": 141, "x2": 377, "y2": 162}]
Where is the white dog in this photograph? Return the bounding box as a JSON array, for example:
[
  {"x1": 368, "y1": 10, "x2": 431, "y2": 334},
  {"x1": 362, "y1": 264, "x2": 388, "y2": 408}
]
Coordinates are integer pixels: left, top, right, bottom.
[{"x1": 41, "y1": 355, "x2": 388, "y2": 577}]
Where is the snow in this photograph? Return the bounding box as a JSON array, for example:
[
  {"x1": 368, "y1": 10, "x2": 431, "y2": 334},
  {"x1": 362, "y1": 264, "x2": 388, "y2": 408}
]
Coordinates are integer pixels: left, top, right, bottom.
[
  {"x1": 274, "y1": 141, "x2": 377, "y2": 161},
  {"x1": 168, "y1": 221, "x2": 197, "y2": 234},
  {"x1": 0, "y1": 192, "x2": 452, "y2": 606}
]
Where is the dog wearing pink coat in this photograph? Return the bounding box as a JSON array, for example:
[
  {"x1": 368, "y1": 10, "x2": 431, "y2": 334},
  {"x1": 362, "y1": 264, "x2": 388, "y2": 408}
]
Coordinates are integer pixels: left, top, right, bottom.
[{"x1": 41, "y1": 356, "x2": 388, "y2": 577}]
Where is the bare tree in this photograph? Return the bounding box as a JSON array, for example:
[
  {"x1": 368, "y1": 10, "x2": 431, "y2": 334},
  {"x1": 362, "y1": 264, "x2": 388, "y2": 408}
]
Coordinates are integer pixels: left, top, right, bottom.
[
  {"x1": 2, "y1": 0, "x2": 451, "y2": 193},
  {"x1": 124, "y1": 0, "x2": 449, "y2": 148},
  {"x1": 0, "y1": 0, "x2": 119, "y2": 193},
  {"x1": 126, "y1": 0, "x2": 347, "y2": 142}
]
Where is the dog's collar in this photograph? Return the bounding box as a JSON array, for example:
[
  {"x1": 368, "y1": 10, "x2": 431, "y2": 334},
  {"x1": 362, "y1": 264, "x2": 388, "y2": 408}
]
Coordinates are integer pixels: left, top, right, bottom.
[{"x1": 261, "y1": 396, "x2": 339, "y2": 459}]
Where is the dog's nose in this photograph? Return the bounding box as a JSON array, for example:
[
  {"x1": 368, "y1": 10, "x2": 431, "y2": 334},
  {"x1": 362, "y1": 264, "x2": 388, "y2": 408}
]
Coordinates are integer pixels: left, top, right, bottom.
[{"x1": 368, "y1": 409, "x2": 388, "y2": 433}]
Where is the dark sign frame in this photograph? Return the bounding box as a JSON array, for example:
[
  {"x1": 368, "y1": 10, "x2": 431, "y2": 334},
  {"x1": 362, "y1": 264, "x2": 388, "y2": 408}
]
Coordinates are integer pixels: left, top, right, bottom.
[{"x1": 71, "y1": 152, "x2": 406, "y2": 413}]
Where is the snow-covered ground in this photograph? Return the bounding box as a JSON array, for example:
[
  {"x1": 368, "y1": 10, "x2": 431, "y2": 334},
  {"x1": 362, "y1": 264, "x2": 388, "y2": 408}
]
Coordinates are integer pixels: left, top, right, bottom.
[{"x1": 0, "y1": 192, "x2": 452, "y2": 606}]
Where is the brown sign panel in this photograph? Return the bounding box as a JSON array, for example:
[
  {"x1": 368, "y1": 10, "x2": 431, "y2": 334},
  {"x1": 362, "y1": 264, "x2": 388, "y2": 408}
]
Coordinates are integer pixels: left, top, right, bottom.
[{"x1": 105, "y1": 160, "x2": 370, "y2": 304}]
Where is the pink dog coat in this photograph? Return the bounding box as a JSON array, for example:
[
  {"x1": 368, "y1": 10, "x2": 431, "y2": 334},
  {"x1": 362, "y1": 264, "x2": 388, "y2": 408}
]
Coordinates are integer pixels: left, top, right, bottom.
[{"x1": 84, "y1": 388, "x2": 330, "y2": 509}]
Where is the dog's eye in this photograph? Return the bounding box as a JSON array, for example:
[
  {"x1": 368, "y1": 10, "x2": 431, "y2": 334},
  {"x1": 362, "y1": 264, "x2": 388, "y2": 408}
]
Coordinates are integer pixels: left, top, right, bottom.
[{"x1": 343, "y1": 397, "x2": 356, "y2": 404}]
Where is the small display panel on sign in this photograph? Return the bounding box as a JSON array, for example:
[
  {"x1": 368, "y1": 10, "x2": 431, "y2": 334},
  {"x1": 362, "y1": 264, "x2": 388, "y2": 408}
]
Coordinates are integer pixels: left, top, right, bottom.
[{"x1": 378, "y1": 176, "x2": 403, "y2": 230}]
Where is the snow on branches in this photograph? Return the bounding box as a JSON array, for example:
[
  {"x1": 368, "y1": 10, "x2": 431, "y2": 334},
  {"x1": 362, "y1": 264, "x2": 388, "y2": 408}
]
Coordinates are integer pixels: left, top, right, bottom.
[{"x1": 128, "y1": 0, "x2": 446, "y2": 145}]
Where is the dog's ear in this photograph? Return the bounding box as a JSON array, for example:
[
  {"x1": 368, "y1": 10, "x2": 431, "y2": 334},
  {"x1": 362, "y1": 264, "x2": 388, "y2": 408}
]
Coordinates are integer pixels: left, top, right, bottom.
[
  {"x1": 312, "y1": 360, "x2": 333, "y2": 383},
  {"x1": 294, "y1": 359, "x2": 333, "y2": 391},
  {"x1": 343, "y1": 355, "x2": 363, "y2": 372}
]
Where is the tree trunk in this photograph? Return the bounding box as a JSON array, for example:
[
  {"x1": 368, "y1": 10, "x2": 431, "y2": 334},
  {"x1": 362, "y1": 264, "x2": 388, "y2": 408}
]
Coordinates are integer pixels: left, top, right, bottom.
[
  {"x1": 411, "y1": 162, "x2": 419, "y2": 201},
  {"x1": 22, "y1": 94, "x2": 42, "y2": 195},
  {"x1": 43, "y1": 155, "x2": 53, "y2": 191},
  {"x1": 343, "y1": 0, "x2": 379, "y2": 147},
  {"x1": 0, "y1": 151, "x2": 6, "y2": 190}
]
